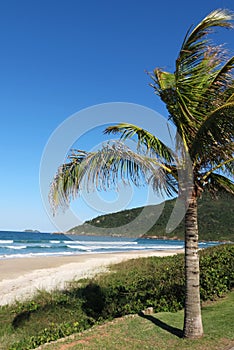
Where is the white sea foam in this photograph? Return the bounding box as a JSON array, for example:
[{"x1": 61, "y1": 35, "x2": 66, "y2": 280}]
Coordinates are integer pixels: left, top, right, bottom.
[
  {"x1": 50, "y1": 240, "x2": 61, "y2": 244},
  {"x1": 0, "y1": 240, "x2": 14, "y2": 244},
  {"x1": 78, "y1": 241, "x2": 138, "y2": 245},
  {"x1": 63, "y1": 240, "x2": 137, "y2": 245},
  {"x1": 6, "y1": 246, "x2": 27, "y2": 250},
  {"x1": 66, "y1": 245, "x2": 91, "y2": 251},
  {"x1": 0, "y1": 251, "x2": 77, "y2": 259},
  {"x1": 148, "y1": 245, "x2": 184, "y2": 249}
]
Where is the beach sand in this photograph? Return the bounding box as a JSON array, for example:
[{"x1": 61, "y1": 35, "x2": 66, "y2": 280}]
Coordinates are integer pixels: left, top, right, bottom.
[{"x1": 0, "y1": 250, "x2": 183, "y2": 306}]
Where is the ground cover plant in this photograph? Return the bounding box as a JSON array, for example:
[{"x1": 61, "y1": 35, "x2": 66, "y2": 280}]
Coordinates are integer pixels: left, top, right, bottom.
[{"x1": 0, "y1": 244, "x2": 233, "y2": 350}]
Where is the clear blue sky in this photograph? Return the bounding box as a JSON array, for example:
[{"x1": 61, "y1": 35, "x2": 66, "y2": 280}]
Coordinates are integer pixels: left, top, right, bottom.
[{"x1": 0, "y1": 0, "x2": 233, "y2": 232}]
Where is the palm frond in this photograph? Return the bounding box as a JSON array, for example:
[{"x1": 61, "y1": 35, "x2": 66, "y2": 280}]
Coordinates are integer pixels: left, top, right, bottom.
[
  {"x1": 104, "y1": 123, "x2": 175, "y2": 163},
  {"x1": 50, "y1": 142, "x2": 178, "y2": 213},
  {"x1": 227, "y1": 92, "x2": 234, "y2": 103},
  {"x1": 201, "y1": 157, "x2": 234, "y2": 182},
  {"x1": 176, "y1": 9, "x2": 233, "y2": 120},
  {"x1": 191, "y1": 102, "x2": 234, "y2": 160},
  {"x1": 205, "y1": 172, "x2": 234, "y2": 195},
  {"x1": 180, "y1": 9, "x2": 233, "y2": 57},
  {"x1": 208, "y1": 56, "x2": 234, "y2": 92},
  {"x1": 151, "y1": 9, "x2": 234, "y2": 147},
  {"x1": 178, "y1": 9, "x2": 233, "y2": 74}
]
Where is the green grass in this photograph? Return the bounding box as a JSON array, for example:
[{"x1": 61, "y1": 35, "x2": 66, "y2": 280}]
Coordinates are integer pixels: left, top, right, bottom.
[{"x1": 37, "y1": 291, "x2": 234, "y2": 350}]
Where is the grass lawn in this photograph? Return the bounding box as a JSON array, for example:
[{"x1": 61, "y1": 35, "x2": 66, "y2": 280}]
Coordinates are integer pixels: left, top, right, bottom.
[{"x1": 38, "y1": 291, "x2": 234, "y2": 350}]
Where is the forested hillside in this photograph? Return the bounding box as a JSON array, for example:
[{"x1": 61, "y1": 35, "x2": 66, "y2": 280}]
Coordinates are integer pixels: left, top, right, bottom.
[{"x1": 69, "y1": 192, "x2": 233, "y2": 241}]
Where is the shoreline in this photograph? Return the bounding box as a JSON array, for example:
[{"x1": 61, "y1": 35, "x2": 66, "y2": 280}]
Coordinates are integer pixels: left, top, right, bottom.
[{"x1": 0, "y1": 250, "x2": 183, "y2": 306}]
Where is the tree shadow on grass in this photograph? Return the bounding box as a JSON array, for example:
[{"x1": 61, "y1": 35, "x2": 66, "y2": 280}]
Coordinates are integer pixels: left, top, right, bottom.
[
  {"x1": 139, "y1": 312, "x2": 183, "y2": 338},
  {"x1": 12, "y1": 310, "x2": 31, "y2": 329}
]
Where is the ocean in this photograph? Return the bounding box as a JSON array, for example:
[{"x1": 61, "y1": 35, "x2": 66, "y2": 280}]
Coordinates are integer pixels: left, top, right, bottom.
[{"x1": 0, "y1": 231, "x2": 219, "y2": 259}]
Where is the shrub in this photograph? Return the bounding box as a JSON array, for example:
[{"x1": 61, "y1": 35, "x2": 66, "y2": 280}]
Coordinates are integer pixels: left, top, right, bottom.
[
  {"x1": 200, "y1": 244, "x2": 234, "y2": 300},
  {"x1": 81, "y1": 244, "x2": 234, "y2": 320},
  {"x1": 80, "y1": 254, "x2": 185, "y2": 320}
]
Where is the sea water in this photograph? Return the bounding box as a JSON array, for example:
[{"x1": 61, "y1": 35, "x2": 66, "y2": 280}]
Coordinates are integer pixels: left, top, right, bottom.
[{"x1": 0, "y1": 231, "x2": 219, "y2": 259}]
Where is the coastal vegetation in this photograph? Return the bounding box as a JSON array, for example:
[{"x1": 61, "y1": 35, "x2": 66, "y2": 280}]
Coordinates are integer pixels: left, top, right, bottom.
[
  {"x1": 0, "y1": 244, "x2": 233, "y2": 350},
  {"x1": 50, "y1": 9, "x2": 234, "y2": 339},
  {"x1": 23, "y1": 291, "x2": 234, "y2": 350},
  {"x1": 69, "y1": 191, "x2": 234, "y2": 241}
]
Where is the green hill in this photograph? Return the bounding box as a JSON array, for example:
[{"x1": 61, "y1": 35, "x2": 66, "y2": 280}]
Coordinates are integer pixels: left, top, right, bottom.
[{"x1": 68, "y1": 192, "x2": 234, "y2": 241}]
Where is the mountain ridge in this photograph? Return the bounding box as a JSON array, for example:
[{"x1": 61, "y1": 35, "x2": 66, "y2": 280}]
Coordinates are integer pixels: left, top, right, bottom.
[{"x1": 68, "y1": 192, "x2": 234, "y2": 241}]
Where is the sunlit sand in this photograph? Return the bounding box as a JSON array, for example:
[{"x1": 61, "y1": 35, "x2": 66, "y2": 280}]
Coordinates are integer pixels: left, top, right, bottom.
[{"x1": 0, "y1": 250, "x2": 183, "y2": 306}]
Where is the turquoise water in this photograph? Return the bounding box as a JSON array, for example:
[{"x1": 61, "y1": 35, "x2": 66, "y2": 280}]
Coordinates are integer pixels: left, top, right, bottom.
[{"x1": 0, "y1": 231, "x2": 219, "y2": 259}]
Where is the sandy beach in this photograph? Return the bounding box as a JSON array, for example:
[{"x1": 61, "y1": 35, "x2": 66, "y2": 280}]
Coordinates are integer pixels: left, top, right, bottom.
[{"x1": 0, "y1": 250, "x2": 182, "y2": 306}]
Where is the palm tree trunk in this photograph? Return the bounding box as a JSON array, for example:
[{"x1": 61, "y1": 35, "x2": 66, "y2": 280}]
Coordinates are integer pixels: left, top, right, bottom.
[{"x1": 183, "y1": 191, "x2": 203, "y2": 338}]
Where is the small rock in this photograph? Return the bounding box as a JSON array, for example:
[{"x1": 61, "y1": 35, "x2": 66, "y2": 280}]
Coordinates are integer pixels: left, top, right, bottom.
[{"x1": 142, "y1": 307, "x2": 154, "y2": 315}]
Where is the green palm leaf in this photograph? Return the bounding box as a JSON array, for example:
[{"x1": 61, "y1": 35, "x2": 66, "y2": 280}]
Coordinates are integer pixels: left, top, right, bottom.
[
  {"x1": 177, "y1": 9, "x2": 233, "y2": 84},
  {"x1": 191, "y1": 102, "x2": 234, "y2": 161},
  {"x1": 151, "y1": 9, "x2": 234, "y2": 147},
  {"x1": 205, "y1": 172, "x2": 234, "y2": 195},
  {"x1": 50, "y1": 142, "x2": 178, "y2": 212},
  {"x1": 208, "y1": 56, "x2": 234, "y2": 93},
  {"x1": 104, "y1": 123, "x2": 175, "y2": 163},
  {"x1": 227, "y1": 92, "x2": 234, "y2": 103}
]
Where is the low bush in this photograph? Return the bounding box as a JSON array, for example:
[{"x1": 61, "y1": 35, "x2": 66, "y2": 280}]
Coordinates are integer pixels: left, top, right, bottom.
[
  {"x1": 81, "y1": 244, "x2": 233, "y2": 321},
  {"x1": 200, "y1": 244, "x2": 234, "y2": 300},
  {"x1": 85, "y1": 253, "x2": 185, "y2": 319}
]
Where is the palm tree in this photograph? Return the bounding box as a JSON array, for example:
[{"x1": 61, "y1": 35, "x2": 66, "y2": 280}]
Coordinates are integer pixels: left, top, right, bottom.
[{"x1": 50, "y1": 9, "x2": 234, "y2": 339}]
